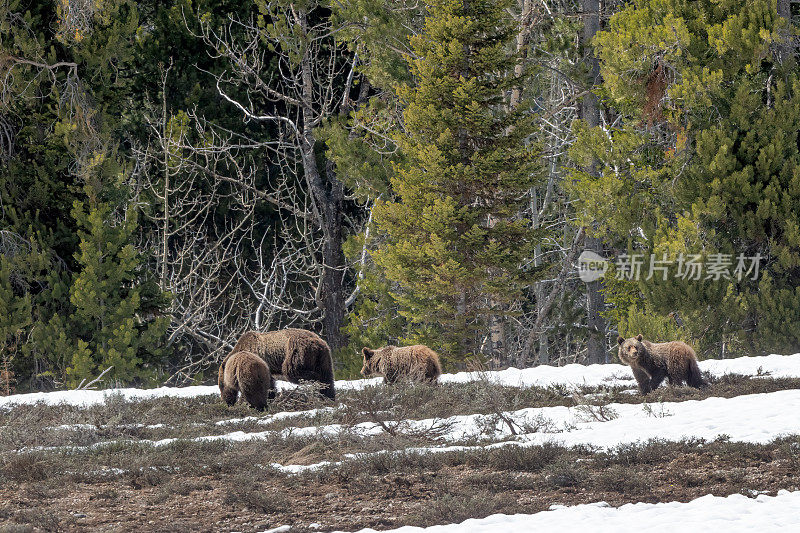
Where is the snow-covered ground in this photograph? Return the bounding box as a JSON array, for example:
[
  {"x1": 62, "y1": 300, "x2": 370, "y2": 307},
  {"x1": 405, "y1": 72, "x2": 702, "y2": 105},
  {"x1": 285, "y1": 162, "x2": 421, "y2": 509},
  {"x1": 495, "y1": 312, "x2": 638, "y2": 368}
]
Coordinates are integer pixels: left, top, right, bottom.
[
  {"x1": 206, "y1": 388, "x2": 800, "y2": 472},
  {"x1": 345, "y1": 490, "x2": 800, "y2": 533},
  {"x1": 2, "y1": 352, "x2": 799, "y2": 408},
  {"x1": 438, "y1": 352, "x2": 800, "y2": 389}
]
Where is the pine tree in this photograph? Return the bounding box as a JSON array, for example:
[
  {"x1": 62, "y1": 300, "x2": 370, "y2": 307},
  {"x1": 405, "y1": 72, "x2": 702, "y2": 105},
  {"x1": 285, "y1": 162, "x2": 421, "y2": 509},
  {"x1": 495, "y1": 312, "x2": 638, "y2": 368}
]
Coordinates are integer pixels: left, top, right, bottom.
[
  {"x1": 66, "y1": 189, "x2": 169, "y2": 386},
  {"x1": 571, "y1": 0, "x2": 800, "y2": 355},
  {"x1": 323, "y1": 0, "x2": 424, "y2": 375},
  {"x1": 0, "y1": 257, "x2": 32, "y2": 394},
  {"x1": 372, "y1": 0, "x2": 543, "y2": 363},
  {"x1": 0, "y1": 1, "x2": 171, "y2": 388}
]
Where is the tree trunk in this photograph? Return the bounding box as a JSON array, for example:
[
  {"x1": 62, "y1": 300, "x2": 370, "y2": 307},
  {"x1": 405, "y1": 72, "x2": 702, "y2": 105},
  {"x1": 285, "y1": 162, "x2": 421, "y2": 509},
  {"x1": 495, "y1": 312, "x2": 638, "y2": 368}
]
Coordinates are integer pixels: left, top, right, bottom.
[
  {"x1": 585, "y1": 237, "x2": 606, "y2": 363},
  {"x1": 296, "y1": 9, "x2": 348, "y2": 352},
  {"x1": 581, "y1": 0, "x2": 607, "y2": 364},
  {"x1": 777, "y1": 0, "x2": 794, "y2": 64},
  {"x1": 321, "y1": 159, "x2": 347, "y2": 352}
]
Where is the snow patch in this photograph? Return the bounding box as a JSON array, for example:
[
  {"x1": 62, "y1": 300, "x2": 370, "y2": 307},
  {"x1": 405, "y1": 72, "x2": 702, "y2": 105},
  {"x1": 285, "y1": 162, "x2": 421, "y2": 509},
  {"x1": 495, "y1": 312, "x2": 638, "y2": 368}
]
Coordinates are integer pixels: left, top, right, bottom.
[
  {"x1": 346, "y1": 490, "x2": 800, "y2": 532},
  {"x1": 3, "y1": 352, "x2": 799, "y2": 408}
]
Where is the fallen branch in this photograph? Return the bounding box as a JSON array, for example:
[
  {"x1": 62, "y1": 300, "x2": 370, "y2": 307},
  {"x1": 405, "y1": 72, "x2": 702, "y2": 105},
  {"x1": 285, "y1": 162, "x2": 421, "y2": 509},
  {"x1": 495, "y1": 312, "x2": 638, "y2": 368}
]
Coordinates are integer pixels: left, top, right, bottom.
[{"x1": 75, "y1": 366, "x2": 114, "y2": 391}]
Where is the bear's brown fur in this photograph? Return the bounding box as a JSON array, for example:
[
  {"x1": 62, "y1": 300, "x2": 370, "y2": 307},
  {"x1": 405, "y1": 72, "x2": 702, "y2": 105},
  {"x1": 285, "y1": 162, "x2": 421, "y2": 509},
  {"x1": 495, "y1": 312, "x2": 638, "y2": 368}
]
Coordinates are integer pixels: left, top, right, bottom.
[
  {"x1": 361, "y1": 345, "x2": 442, "y2": 384},
  {"x1": 228, "y1": 328, "x2": 336, "y2": 400},
  {"x1": 617, "y1": 334, "x2": 706, "y2": 394},
  {"x1": 218, "y1": 350, "x2": 275, "y2": 410}
]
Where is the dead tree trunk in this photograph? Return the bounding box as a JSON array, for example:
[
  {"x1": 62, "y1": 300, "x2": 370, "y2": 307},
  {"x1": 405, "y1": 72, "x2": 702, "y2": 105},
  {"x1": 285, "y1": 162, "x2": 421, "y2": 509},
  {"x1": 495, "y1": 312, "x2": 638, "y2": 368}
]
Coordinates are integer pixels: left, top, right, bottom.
[
  {"x1": 192, "y1": 2, "x2": 353, "y2": 352},
  {"x1": 581, "y1": 0, "x2": 607, "y2": 364}
]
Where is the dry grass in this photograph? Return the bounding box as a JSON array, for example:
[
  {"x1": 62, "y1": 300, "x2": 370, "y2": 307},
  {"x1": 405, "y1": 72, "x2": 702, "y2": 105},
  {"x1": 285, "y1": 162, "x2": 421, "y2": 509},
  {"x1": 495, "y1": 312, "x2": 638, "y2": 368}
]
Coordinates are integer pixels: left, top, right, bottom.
[
  {"x1": 408, "y1": 488, "x2": 518, "y2": 527},
  {"x1": 2, "y1": 373, "x2": 797, "y2": 454},
  {"x1": 223, "y1": 473, "x2": 289, "y2": 513}
]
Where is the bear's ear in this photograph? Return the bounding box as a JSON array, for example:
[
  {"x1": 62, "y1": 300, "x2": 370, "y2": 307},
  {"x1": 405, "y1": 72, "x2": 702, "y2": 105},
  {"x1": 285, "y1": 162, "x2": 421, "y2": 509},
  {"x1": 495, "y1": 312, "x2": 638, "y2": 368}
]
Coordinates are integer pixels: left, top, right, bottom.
[
  {"x1": 617, "y1": 336, "x2": 625, "y2": 345},
  {"x1": 362, "y1": 347, "x2": 374, "y2": 359},
  {"x1": 636, "y1": 334, "x2": 643, "y2": 342}
]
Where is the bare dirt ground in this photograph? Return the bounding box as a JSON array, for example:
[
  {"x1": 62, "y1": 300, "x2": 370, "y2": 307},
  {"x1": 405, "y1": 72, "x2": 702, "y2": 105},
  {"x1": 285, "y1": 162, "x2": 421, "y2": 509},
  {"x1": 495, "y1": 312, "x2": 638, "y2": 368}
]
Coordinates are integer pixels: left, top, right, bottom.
[{"x1": 3, "y1": 436, "x2": 799, "y2": 531}]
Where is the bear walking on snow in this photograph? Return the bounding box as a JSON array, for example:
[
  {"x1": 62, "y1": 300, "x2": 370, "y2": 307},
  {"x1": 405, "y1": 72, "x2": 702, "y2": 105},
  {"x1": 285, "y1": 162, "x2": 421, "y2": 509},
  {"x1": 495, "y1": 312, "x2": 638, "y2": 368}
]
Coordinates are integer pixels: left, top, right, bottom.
[
  {"x1": 218, "y1": 350, "x2": 275, "y2": 410},
  {"x1": 617, "y1": 334, "x2": 706, "y2": 394},
  {"x1": 229, "y1": 329, "x2": 336, "y2": 400},
  {"x1": 361, "y1": 345, "x2": 442, "y2": 384}
]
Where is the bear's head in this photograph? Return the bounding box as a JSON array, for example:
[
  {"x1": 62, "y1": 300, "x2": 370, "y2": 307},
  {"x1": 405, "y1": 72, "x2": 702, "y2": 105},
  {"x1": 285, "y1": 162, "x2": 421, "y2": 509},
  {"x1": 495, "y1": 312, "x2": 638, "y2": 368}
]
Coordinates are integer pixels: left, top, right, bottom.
[
  {"x1": 617, "y1": 334, "x2": 645, "y2": 365},
  {"x1": 361, "y1": 346, "x2": 394, "y2": 377},
  {"x1": 361, "y1": 347, "x2": 379, "y2": 377}
]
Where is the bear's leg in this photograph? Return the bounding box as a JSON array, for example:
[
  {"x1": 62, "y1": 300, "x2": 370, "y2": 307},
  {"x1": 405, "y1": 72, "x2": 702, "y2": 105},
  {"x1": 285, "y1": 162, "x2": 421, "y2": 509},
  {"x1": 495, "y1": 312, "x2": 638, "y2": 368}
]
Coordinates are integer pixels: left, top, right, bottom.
[
  {"x1": 283, "y1": 353, "x2": 335, "y2": 400},
  {"x1": 649, "y1": 368, "x2": 667, "y2": 390},
  {"x1": 686, "y1": 359, "x2": 707, "y2": 389},
  {"x1": 632, "y1": 367, "x2": 653, "y2": 394}
]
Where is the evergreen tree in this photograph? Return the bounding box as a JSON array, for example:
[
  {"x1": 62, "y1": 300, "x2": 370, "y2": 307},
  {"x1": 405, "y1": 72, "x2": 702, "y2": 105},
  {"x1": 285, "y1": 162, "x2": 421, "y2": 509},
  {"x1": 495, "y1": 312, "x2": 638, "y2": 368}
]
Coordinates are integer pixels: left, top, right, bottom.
[
  {"x1": 0, "y1": 256, "x2": 32, "y2": 394},
  {"x1": 571, "y1": 0, "x2": 800, "y2": 355},
  {"x1": 372, "y1": 0, "x2": 544, "y2": 363},
  {"x1": 0, "y1": 0, "x2": 170, "y2": 388},
  {"x1": 66, "y1": 188, "x2": 170, "y2": 386},
  {"x1": 324, "y1": 0, "x2": 424, "y2": 374}
]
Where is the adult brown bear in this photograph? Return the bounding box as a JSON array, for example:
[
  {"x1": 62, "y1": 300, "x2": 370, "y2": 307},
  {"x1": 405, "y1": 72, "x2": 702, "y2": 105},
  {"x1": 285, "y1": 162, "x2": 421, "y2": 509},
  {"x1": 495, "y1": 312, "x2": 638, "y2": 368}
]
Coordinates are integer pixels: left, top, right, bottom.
[
  {"x1": 617, "y1": 334, "x2": 706, "y2": 394},
  {"x1": 229, "y1": 329, "x2": 336, "y2": 400},
  {"x1": 218, "y1": 350, "x2": 275, "y2": 410},
  {"x1": 361, "y1": 345, "x2": 442, "y2": 384}
]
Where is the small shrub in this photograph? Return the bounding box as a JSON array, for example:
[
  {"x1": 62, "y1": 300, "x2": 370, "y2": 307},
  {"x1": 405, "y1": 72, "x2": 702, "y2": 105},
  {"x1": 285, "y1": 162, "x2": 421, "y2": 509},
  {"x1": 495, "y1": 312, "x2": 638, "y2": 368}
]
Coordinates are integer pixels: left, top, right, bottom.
[
  {"x1": 128, "y1": 468, "x2": 168, "y2": 489},
  {"x1": 641, "y1": 402, "x2": 673, "y2": 418},
  {"x1": 89, "y1": 488, "x2": 119, "y2": 501},
  {"x1": 608, "y1": 439, "x2": 703, "y2": 466},
  {"x1": 1, "y1": 453, "x2": 49, "y2": 483},
  {"x1": 408, "y1": 489, "x2": 515, "y2": 527},
  {"x1": 488, "y1": 443, "x2": 563, "y2": 472},
  {"x1": 669, "y1": 467, "x2": 704, "y2": 487},
  {"x1": 594, "y1": 465, "x2": 650, "y2": 493},
  {"x1": 10, "y1": 509, "x2": 60, "y2": 532},
  {"x1": 543, "y1": 460, "x2": 586, "y2": 488},
  {"x1": 224, "y1": 473, "x2": 288, "y2": 513},
  {"x1": 574, "y1": 403, "x2": 619, "y2": 423},
  {"x1": 19, "y1": 484, "x2": 54, "y2": 501},
  {"x1": 725, "y1": 468, "x2": 747, "y2": 484}
]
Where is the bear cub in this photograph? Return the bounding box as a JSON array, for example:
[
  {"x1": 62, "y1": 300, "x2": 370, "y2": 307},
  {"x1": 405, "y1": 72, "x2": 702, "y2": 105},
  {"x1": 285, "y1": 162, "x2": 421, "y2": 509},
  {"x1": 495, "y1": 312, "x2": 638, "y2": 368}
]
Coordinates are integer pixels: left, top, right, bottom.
[
  {"x1": 218, "y1": 350, "x2": 276, "y2": 411},
  {"x1": 361, "y1": 344, "x2": 442, "y2": 384},
  {"x1": 617, "y1": 334, "x2": 706, "y2": 395}
]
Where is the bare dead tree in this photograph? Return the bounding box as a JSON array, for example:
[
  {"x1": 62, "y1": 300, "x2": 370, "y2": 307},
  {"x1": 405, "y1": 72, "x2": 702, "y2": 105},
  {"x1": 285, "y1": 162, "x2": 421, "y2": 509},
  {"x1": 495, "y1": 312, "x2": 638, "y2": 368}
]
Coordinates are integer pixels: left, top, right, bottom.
[
  {"x1": 131, "y1": 55, "x2": 365, "y2": 383},
  {"x1": 498, "y1": 0, "x2": 599, "y2": 368},
  {"x1": 185, "y1": 1, "x2": 359, "y2": 352},
  {"x1": 131, "y1": 106, "x2": 256, "y2": 382}
]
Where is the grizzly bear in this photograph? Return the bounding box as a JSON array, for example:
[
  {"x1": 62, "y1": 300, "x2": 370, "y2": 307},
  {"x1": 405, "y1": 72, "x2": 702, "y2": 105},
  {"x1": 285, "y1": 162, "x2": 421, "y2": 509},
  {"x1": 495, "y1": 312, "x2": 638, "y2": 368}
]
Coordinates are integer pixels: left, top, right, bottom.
[
  {"x1": 218, "y1": 350, "x2": 275, "y2": 411},
  {"x1": 229, "y1": 328, "x2": 336, "y2": 400},
  {"x1": 617, "y1": 334, "x2": 706, "y2": 394},
  {"x1": 361, "y1": 345, "x2": 442, "y2": 384}
]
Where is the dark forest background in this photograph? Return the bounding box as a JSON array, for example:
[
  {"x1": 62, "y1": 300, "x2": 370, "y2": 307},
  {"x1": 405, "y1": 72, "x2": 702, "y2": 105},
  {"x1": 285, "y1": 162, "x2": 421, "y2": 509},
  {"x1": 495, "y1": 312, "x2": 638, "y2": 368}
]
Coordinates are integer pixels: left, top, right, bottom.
[{"x1": 1, "y1": 0, "x2": 799, "y2": 391}]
